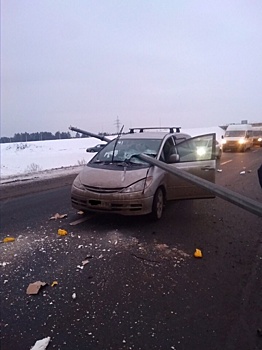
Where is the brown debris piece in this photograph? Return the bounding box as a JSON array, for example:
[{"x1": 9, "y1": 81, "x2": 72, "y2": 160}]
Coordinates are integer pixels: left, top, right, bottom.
[
  {"x1": 155, "y1": 243, "x2": 169, "y2": 250},
  {"x1": 50, "y1": 213, "x2": 68, "y2": 220},
  {"x1": 26, "y1": 281, "x2": 47, "y2": 295}
]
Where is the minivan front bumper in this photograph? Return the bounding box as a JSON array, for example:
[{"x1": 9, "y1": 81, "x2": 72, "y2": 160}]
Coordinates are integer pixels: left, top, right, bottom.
[{"x1": 71, "y1": 185, "x2": 154, "y2": 216}]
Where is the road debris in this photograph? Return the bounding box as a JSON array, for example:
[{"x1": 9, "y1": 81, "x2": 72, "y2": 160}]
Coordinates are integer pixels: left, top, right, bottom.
[
  {"x1": 81, "y1": 255, "x2": 93, "y2": 266},
  {"x1": 82, "y1": 259, "x2": 90, "y2": 266},
  {"x1": 131, "y1": 253, "x2": 160, "y2": 265},
  {"x1": 194, "y1": 249, "x2": 203, "y2": 258},
  {"x1": 217, "y1": 169, "x2": 222, "y2": 172},
  {"x1": 51, "y1": 281, "x2": 58, "y2": 287},
  {"x1": 26, "y1": 281, "x2": 47, "y2": 295},
  {"x1": 155, "y1": 243, "x2": 169, "y2": 250},
  {"x1": 30, "y1": 336, "x2": 51, "y2": 350},
  {"x1": 50, "y1": 213, "x2": 68, "y2": 220},
  {"x1": 72, "y1": 292, "x2": 77, "y2": 299},
  {"x1": 57, "y1": 229, "x2": 68, "y2": 236},
  {"x1": 69, "y1": 216, "x2": 89, "y2": 226},
  {"x1": 240, "y1": 171, "x2": 246, "y2": 175},
  {"x1": 2, "y1": 237, "x2": 15, "y2": 243}
]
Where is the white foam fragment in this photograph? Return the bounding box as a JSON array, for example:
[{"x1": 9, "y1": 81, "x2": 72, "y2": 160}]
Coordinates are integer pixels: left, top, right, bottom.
[{"x1": 30, "y1": 336, "x2": 51, "y2": 350}]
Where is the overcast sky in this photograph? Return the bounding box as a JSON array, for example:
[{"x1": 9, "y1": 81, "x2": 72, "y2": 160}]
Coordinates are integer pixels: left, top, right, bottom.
[{"x1": 1, "y1": 0, "x2": 262, "y2": 137}]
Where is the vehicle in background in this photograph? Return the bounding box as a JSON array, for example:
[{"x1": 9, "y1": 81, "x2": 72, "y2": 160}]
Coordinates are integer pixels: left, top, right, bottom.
[
  {"x1": 71, "y1": 127, "x2": 216, "y2": 220},
  {"x1": 252, "y1": 126, "x2": 262, "y2": 147},
  {"x1": 222, "y1": 123, "x2": 253, "y2": 152},
  {"x1": 86, "y1": 143, "x2": 106, "y2": 152},
  {"x1": 258, "y1": 164, "x2": 262, "y2": 188}
]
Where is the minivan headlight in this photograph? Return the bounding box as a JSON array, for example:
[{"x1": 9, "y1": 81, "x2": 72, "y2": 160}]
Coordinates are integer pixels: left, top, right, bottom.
[
  {"x1": 73, "y1": 176, "x2": 85, "y2": 190},
  {"x1": 238, "y1": 138, "x2": 246, "y2": 144},
  {"x1": 121, "y1": 177, "x2": 153, "y2": 193}
]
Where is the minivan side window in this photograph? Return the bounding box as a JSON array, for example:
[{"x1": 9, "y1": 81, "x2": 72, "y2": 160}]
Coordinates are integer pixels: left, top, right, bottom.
[
  {"x1": 176, "y1": 134, "x2": 215, "y2": 162},
  {"x1": 159, "y1": 137, "x2": 175, "y2": 162}
]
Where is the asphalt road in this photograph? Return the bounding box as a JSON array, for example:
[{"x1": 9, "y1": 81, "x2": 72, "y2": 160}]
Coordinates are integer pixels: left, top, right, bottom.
[{"x1": 0, "y1": 148, "x2": 262, "y2": 350}]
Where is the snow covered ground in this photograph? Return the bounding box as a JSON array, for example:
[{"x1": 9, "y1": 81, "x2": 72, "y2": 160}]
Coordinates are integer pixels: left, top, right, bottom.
[{"x1": 1, "y1": 126, "x2": 224, "y2": 183}]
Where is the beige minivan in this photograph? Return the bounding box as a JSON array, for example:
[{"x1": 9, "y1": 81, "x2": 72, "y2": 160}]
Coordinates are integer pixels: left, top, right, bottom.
[{"x1": 71, "y1": 127, "x2": 216, "y2": 220}]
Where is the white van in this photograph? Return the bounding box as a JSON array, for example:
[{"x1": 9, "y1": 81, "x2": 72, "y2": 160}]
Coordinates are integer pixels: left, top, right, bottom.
[{"x1": 222, "y1": 124, "x2": 253, "y2": 152}]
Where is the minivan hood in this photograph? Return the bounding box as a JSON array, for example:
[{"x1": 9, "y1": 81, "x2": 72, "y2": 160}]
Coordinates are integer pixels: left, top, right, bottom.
[{"x1": 78, "y1": 165, "x2": 149, "y2": 188}]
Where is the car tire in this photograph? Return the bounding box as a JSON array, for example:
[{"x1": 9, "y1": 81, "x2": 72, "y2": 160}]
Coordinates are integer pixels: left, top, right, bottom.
[{"x1": 151, "y1": 187, "x2": 164, "y2": 220}]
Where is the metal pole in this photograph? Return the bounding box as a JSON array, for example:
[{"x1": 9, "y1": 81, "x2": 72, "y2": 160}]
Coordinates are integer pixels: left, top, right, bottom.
[
  {"x1": 139, "y1": 154, "x2": 262, "y2": 218},
  {"x1": 68, "y1": 126, "x2": 111, "y2": 143}
]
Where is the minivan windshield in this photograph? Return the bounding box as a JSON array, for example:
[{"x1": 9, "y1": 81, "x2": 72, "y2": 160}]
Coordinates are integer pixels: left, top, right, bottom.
[
  {"x1": 225, "y1": 130, "x2": 246, "y2": 137},
  {"x1": 90, "y1": 138, "x2": 162, "y2": 165},
  {"x1": 253, "y1": 130, "x2": 262, "y2": 136}
]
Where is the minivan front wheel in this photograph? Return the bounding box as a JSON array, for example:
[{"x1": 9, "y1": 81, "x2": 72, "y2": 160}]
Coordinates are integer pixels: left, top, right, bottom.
[{"x1": 151, "y1": 187, "x2": 164, "y2": 220}]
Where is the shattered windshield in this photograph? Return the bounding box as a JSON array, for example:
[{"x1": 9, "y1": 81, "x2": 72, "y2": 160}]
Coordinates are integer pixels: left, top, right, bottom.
[{"x1": 90, "y1": 138, "x2": 162, "y2": 165}]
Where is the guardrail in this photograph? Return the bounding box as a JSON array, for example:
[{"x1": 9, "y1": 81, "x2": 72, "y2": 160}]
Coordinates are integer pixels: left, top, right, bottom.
[{"x1": 139, "y1": 154, "x2": 262, "y2": 218}]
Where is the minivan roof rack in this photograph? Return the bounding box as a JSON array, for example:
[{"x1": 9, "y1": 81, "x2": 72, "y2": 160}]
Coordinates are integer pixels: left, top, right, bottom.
[{"x1": 129, "y1": 127, "x2": 181, "y2": 134}]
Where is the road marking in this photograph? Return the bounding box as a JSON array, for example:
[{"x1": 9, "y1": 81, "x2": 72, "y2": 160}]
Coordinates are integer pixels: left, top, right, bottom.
[{"x1": 220, "y1": 160, "x2": 232, "y2": 166}]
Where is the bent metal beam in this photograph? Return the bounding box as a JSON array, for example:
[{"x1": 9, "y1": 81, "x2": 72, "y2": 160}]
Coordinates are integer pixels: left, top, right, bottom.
[{"x1": 139, "y1": 154, "x2": 262, "y2": 218}]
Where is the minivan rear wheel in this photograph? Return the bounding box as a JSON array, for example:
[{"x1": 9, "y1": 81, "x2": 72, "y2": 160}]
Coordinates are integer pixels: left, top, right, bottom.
[{"x1": 151, "y1": 187, "x2": 164, "y2": 220}]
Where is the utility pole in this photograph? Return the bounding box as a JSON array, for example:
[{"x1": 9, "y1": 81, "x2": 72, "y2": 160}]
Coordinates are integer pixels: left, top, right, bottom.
[{"x1": 115, "y1": 116, "x2": 120, "y2": 134}]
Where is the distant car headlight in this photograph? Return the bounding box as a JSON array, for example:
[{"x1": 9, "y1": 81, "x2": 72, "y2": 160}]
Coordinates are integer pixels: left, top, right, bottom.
[
  {"x1": 258, "y1": 137, "x2": 262, "y2": 142},
  {"x1": 121, "y1": 177, "x2": 153, "y2": 193},
  {"x1": 73, "y1": 176, "x2": 85, "y2": 190},
  {"x1": 196, "y1": 147, "x2": 207, "y2": 156},
  {"x1": 221, "y1": 139, "x2": 227, "y2": 144},
  {"x1": 238, "y1": 138, "x2": 246, "y2": 144}
]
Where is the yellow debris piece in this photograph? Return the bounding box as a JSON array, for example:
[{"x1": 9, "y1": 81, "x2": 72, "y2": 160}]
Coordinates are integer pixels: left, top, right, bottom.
[
  {"x1": 57, "y1": 229, "x2": 68, "y2": 236},
  {"x1": 194, "y1": 248, "x2": 203, "y2": 258},
  {"x1": 51, "y1": 281, "x2": 58, "y2": 287},
  {"x1": 3, "y1": 237, "x2": 15, "y2": 243}
]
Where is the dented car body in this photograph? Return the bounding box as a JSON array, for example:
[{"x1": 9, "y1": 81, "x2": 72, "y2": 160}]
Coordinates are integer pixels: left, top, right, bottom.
[{"x1": 71, "y1": 128, "x2": 216, "y2": 220}]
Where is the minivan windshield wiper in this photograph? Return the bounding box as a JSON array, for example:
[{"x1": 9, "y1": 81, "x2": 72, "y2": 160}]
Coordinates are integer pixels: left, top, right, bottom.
[{"x1": 92, "y1": 160, "x2": 112, "y2": 165}]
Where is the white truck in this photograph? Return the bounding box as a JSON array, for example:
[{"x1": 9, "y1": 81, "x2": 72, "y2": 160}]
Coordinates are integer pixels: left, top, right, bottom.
[{"x1": 222, "y1": 124, "x2": 253, "y2": 152}]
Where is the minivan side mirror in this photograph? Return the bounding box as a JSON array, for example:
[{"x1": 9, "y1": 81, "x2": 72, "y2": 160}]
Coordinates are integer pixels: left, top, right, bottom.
[{"x1": 168, "y1": 154, "x2": 180, "y2": 163}]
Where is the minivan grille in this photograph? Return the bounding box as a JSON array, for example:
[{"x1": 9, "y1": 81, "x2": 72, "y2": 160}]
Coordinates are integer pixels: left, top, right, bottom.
[{"x1": 83, "y1": 185, "x2": 124, "y2": 194}]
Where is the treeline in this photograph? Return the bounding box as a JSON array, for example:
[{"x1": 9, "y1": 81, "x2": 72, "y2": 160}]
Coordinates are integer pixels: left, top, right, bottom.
[{"x1": 0, "y1": 131, "x2": 110, "y2": 143}]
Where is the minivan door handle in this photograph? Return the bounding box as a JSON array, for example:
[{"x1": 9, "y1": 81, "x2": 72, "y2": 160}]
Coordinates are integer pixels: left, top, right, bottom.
[{"x1": 201, "y1": 166, "x2": 215, "y2": 171}]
